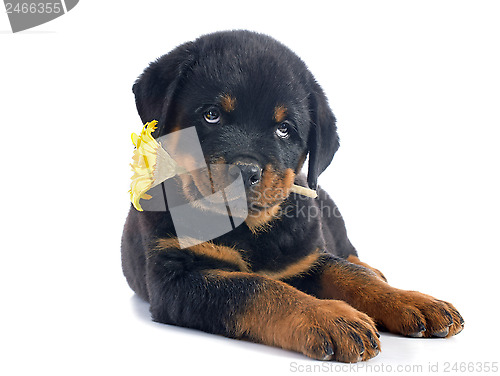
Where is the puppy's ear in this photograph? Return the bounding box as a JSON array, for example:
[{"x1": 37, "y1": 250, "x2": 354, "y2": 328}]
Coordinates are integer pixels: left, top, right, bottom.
[
  {"x1": 132, "y1": 42, "x2": 196, "y2": 135},
  {"x1": 307, "y1": 80, "x2": 340, "y2": 190}
]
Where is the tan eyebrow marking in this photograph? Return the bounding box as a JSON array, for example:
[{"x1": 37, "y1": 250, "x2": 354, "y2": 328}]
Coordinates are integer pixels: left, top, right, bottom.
[
  {"x1": 221, "y1": 94, "x2": 236, "y2": 112},
  {"x1": 273, "y1": 105, "x2": 287, "y2": 123}
]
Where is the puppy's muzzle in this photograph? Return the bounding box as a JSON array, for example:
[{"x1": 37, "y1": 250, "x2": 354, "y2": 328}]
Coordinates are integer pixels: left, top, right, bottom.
[{"x1": 231, "y1": 159, "x2": 262, "y2": 188}]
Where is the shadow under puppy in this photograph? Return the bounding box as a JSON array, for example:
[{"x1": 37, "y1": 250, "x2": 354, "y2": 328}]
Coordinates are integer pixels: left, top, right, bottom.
[{"x1": 122, "y1": 30, "x2": 464, "y2": 362}]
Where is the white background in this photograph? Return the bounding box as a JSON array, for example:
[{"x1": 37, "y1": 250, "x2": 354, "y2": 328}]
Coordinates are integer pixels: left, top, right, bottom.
[{"x1": 1, "y1": 1, "x2": 499, "y2": 375}]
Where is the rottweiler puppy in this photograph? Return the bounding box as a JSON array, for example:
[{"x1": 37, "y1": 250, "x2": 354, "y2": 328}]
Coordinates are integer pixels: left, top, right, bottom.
[{"x1": 121, "y1": 30, "x2": 464, "y2": 362}]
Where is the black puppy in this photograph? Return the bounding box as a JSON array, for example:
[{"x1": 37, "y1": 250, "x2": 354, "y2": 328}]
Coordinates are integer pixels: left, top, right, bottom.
[{"x1": 122, "y1": 30, "x2": 463, "y2": 362}]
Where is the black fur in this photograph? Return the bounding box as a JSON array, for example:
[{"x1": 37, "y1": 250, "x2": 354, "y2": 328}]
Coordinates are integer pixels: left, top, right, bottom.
[{"x1": 121, "y1": 30, "x2": 463, "y2": 361}]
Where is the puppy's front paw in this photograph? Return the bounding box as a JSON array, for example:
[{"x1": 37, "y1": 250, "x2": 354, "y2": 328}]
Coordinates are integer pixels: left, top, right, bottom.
[
  {"x1": 377, "y1": 290, "x2": 464, "y2": 338},
  {"x1": 298, "y1": 300, "x2": 381, "y2": 362}
]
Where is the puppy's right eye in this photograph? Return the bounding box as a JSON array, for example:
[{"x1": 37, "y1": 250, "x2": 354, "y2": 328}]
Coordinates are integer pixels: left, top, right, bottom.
[{"x1": 203, "y1": 109, "x2": 221, "y2": 124}]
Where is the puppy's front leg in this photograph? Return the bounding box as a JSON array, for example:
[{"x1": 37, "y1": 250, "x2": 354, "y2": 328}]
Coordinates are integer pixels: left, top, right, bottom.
[
  {"x1": 317, "y1": 258, "x2": 464, "y2": 338},
  {"x1": 146, "y1": 250, "x2": 380, "y2": 362}
]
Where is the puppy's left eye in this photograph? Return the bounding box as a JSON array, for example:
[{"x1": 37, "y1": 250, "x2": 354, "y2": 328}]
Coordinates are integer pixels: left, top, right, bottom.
[
  {"x1": 275, "y1": 122, "x2": 290, "y2": 139},
  {"x1": 204, "y1": 109, "x2": 221, "y2": 124}
]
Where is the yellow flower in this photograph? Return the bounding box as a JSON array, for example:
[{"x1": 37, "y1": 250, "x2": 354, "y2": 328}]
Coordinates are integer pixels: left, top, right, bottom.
[{"x1": 129, "y1": 121, "x2": 186, "y2": 211}]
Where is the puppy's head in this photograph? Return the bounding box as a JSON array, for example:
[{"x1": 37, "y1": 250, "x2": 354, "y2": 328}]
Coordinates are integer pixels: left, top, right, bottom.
[{"x1": 133, "y1": 31, "x2": 339, "y2": 215}]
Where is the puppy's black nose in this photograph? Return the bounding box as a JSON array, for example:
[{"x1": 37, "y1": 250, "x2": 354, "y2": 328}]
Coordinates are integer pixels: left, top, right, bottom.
[{"x1": 233, "y1": 162, "x2": 262, "y2": 188}]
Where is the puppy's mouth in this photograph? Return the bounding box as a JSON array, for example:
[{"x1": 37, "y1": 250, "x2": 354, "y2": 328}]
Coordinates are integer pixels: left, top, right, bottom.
[
  {"x1": 178, "y1": 163, "x2": 295, "y2": 214},
  {"x1": 177, "y1": 161, "x2": 245, "y2": 203}
]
